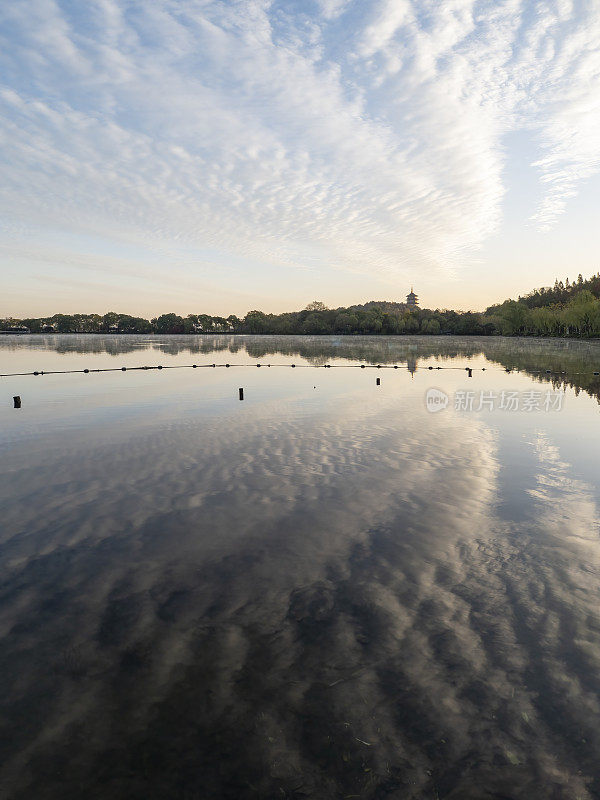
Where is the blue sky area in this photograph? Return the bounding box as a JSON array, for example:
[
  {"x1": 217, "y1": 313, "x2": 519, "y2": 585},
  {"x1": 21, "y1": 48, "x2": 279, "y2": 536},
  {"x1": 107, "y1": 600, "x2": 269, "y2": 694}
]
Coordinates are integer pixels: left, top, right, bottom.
[{"x1": 1, "y1": 0, "x2": 599, "y2": 316}]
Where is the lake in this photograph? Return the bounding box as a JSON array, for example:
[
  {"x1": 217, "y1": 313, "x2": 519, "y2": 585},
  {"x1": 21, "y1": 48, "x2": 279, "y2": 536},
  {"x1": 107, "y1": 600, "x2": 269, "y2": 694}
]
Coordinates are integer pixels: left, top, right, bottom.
[{"x1": 1, "y1": 334, "x2": 600, "y2": 799}]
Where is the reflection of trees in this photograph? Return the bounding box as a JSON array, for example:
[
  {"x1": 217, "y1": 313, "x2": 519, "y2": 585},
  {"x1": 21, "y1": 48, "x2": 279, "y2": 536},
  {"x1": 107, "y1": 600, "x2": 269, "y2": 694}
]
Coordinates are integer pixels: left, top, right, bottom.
[
  {"x1": 4, "y1": 334, "x2": 600, "y2": 403},
  {"x1": 241, "y1": 335, "x2": 487, "y2": 364},
  {"x1": 2, "y1": 334, "x2": 235, "y2": 357},
  {"x1": 479, "y1": 338, "x2": 600, "y2": 404}
]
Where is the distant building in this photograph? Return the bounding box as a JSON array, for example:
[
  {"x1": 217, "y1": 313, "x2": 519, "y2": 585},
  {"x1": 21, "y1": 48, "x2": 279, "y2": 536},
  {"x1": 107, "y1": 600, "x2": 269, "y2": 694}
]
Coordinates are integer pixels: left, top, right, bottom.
[{"x1": 406, "y1": 288, "x2": 418, "y2": 307}]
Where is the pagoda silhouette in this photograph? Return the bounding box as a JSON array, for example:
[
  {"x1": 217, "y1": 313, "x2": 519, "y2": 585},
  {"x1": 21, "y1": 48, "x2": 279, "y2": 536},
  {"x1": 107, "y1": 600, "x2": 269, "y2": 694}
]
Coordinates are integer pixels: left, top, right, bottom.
[{"x1": 406, "y1": 287, "x2": 418, "y2": 307}]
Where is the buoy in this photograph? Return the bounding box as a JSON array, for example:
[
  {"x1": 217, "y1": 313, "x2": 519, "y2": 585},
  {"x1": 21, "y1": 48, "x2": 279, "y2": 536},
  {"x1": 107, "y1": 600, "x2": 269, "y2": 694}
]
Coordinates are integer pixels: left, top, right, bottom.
[
  {"x1": 13, "y1": 396, "x2": 21, "y2": 408},
  {"x1": 121, "y1": 367, "x2": 126, "y2": 371}
]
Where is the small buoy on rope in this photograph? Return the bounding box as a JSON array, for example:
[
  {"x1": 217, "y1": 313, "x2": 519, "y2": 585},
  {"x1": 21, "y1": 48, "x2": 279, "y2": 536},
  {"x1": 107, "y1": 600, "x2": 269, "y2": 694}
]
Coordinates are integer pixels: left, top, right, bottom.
[{"x1": 121, "y1": 367, "x2": 126, "y2": 371}]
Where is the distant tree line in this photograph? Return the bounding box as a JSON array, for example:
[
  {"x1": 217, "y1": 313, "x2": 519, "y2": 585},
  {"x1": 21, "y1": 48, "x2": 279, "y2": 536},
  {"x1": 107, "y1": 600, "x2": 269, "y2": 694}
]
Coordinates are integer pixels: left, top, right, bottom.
[
  {"x1": 0, "y1": 307, "x2": 493, "y2": 336},
  {"x1": 485, "y1": 273, "x2": 600, "y2": 337},
  {"x1": 3, "y1": 272, "x2": 600, "y2": 337}
]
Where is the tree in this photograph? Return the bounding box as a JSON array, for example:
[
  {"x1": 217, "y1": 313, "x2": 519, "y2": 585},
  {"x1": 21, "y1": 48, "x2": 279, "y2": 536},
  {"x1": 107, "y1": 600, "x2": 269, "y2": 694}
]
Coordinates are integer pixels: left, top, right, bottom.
[
  {"x1": 334, "y1": 313, "x2": 358, "y2": 333},
  {"x1": 196, "y1": 314, "x2": 213, "y2": 332},
  {"x1": 305, "y1": 301, "x2": 328, "y2": 312},
  {"x1": 244, "y1": 310, "x2": 268, "y2": 334},
  {"x1": 421, "y1": 318, "x2": 440, "y2": 334},
  {"x1": 403, "y1": 313, "x2": 420, "y2": 333},
  {"x1": 154, "y1": 313, "x2": 185, "y2": 334}
]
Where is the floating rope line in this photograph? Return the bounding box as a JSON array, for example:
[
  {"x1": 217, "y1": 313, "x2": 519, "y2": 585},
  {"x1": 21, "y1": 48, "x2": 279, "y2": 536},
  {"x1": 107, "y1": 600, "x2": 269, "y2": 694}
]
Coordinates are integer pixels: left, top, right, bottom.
[
  {"x1": 1, "y1": 362, "x2": 599, "y2": 378},
  {"x1": 0, "y1": 362, "x2": 442, "y2": 377}
]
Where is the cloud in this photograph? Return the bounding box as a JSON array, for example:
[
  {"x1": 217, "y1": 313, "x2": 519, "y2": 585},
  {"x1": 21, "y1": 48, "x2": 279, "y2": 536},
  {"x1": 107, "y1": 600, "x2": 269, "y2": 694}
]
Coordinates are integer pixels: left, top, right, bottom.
[{"x1": 0, "y1": 0, "x2": 598, "y2": 287}]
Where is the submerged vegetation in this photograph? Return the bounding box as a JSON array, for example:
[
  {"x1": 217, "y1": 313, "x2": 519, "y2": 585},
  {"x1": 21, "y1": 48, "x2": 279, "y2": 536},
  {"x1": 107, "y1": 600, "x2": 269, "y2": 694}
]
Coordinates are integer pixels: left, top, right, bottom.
[{"x1": 4, "y1": 273, "x2": 600, "y2": 338}]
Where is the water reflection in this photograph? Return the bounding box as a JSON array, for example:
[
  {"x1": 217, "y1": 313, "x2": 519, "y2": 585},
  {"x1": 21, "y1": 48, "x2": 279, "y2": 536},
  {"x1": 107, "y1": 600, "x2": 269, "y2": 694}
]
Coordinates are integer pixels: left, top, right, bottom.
[
  {"x1": 1, "y1": 336, "x2": 600, "y2": 799},
  {"x1": 3, "y1": 333, "x2": 600, "y2": 403}
]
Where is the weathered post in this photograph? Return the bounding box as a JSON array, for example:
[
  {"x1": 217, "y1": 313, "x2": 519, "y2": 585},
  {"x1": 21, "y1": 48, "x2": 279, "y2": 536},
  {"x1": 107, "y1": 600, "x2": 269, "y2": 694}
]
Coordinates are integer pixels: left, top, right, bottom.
[
  {"x1": 13, "y1": 396, "x2": 21, "y2": 408},
  {"x1": 239, "y1": 388, "x2": 244, "y2": 401}
]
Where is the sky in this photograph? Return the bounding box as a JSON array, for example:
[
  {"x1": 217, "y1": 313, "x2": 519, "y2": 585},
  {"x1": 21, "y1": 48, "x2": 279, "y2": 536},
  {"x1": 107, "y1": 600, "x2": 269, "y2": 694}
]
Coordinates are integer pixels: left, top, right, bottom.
[{"x1": 1, "y1": 0, "x2": 599, "y2": 317}]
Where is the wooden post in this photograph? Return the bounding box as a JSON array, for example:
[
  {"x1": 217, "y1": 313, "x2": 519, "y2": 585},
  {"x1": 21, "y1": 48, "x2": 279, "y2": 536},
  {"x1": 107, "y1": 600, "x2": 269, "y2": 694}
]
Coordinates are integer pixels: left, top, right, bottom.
[
  {"x1": 376, "y1": 377, "x2": 381, "y2": 386},
  {"x1": 239, "y1": 388, "x2": 244, "y2": 401},
  {"x1": 13, "y1": 396, "x2": 21, "y2": 408}
]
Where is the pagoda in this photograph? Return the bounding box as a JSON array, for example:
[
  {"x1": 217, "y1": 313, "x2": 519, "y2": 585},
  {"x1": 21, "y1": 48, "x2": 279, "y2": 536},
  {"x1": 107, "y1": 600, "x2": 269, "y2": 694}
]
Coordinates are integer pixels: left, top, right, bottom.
[{"x1": 406, "y1": 287, "x2": 418, "y2": 307}]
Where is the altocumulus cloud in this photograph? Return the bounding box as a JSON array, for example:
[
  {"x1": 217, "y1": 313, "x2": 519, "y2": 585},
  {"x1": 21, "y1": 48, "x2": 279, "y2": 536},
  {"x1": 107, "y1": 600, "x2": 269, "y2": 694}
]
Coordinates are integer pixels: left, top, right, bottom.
[{"x1": 0, "y1": 0, "x2": 599, "y2": 281}]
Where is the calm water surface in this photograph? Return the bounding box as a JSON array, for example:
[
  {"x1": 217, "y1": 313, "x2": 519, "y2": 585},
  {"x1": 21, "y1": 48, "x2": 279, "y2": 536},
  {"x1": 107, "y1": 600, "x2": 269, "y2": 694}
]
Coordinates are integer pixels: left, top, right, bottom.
[{"x1": 1, "y1": 335, "x2": 600, "y2": 799}]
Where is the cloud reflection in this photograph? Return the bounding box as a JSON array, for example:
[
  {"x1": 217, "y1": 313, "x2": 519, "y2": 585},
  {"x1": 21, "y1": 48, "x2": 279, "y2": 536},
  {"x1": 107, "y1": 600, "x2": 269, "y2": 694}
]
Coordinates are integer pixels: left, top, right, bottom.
[{"x1": 0, "y1": 344, "x2": 599, "y2": 798}]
